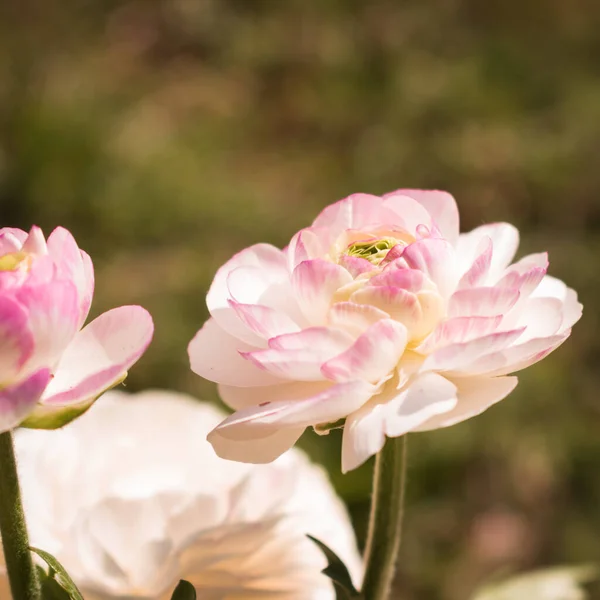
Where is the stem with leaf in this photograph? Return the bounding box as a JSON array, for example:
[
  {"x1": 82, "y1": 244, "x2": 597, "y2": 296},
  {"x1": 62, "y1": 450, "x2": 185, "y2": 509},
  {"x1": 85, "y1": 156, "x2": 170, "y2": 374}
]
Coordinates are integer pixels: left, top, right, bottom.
[
  {"x1": 360, "y1": 435, "x2": 408, "y2": 600},
  {"x1": 0, "y1": 430, "x2": 41, "y2": 600}
]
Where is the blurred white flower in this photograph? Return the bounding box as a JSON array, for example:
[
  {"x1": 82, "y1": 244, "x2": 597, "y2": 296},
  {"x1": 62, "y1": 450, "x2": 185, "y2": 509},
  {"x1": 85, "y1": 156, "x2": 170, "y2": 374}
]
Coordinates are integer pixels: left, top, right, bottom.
[{"x1": 11, "y1": 390, "x2": 362, "y2": 599}]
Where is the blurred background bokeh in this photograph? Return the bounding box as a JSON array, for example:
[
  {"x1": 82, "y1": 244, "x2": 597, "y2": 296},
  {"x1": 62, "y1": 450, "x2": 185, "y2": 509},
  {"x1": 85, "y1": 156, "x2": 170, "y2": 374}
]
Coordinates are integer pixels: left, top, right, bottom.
[{"x1": 1, "y1": 1, "x2": 599, "y2": 598}]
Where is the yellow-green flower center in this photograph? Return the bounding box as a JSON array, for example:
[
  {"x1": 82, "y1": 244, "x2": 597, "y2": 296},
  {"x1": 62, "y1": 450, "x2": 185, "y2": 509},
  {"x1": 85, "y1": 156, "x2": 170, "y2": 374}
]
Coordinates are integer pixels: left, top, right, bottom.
[
  {"x1": 0, "y1": 251, "x2": 27, "y2": 272},
  {"x1": 345, "y1": 237, "x2": 398, "y2": 265}
]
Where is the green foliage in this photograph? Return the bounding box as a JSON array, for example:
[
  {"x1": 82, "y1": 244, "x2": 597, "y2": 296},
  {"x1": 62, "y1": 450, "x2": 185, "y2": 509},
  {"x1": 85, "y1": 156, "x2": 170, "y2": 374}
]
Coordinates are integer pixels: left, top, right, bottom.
[
  {"x1": 170, "y1": 580, "x2": 197, "y2": 600},
  {"x1": 30, "y1": 548, "x2": 84, "y2": 600},
  {"x1": 307, "y1": 535, "x2": 362, "y2": 599}
]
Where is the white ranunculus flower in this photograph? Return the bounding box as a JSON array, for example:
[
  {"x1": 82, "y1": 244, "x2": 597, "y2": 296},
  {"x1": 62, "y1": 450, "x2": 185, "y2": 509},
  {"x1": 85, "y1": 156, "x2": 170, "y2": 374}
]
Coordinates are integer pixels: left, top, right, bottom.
[{"x1": 9, "y1": 390, "x2": 362, "y2": 599}]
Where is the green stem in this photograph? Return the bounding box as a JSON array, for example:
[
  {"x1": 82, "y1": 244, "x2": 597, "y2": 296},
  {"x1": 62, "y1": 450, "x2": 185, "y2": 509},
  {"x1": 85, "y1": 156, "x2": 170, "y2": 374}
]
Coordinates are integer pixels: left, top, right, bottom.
[
  {"x1": 361, "y1": 436, "x2": 408, "y2": 600},
  {"x1": 0, "y1": 430, "x2": 41, "y2": 600}
]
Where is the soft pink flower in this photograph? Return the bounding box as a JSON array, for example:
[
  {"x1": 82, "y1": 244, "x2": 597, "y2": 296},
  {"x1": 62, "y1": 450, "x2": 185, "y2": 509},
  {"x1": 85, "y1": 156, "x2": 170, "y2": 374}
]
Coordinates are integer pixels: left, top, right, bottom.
[
  {"x1": 188, "y1": 191, "x2": 582, "y2": 472},
  {"x1": 0, "y1": 226, "x2": 153, "y2": 431}
]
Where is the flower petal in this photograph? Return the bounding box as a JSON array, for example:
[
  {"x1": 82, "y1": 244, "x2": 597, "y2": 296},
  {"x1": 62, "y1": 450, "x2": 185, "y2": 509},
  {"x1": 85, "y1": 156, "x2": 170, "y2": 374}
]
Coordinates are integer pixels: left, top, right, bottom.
[
  {"x1": 245, "y1": 327, "x2": 355, "y2": 381},
  {"x1": 208, "y1": 425, "x2": 305, "y2": 464},
  {"x1": 321, "y1": 319, "x2": 408, "y2": 383},
  {"x1": 327, "y1": 302, "x2": 390, "y2": 337},
  {"x1": 457, "y1": 236, "x2": 493, "y2": 289},
  {"x1": 422, "y1": 328, "x2": 525, "y2": 373},
  {"x1": 219, "y1": 381, "x2": 333, "y2": 410},
  {"x1": 416, "y1": 315, "x2": 503, "y2": 354},
  {"x1": 47, "y1": 228, "x2": 96, "y2": 328},
  {"x1": 41, "y1": 306, "x2": 154, "y2": 406},
  {"x1": 228, "y1": 301, "x2": 300, "y2": 340},
  {"x1": 0, "y1": 228, "x2": 28, "y2": 253},
  {"x1": 0, "y1": 369, "x2": 51, "y2": 432},
  {"x1": 381, "y1": 191, "x2": 435, "y2": 236},
  {"x1": 0, "y1": 295, "x2": 35, "y2": 381},
  {"x1": 391, "y1": 189, "x2": 459, "y2": 245},
  {"x1": 206, "y1": 244, "x2": 289, "y2": 345},
  {"x1": 188, "y1": 318, "x2": 283, "y2": 386},
  {"x1": 448, "y1": 287, "x2": 520, "y2": 318},
  {"x1": 17, "y1": 280, "x2": 80, "y2": 373},
  {"x1": 342, "y1": 403, "x2": 387, "y2": 473},
  {"x1": 457, "y1": 223, "x2": 519, "y2": 281},
  {"x1": 384, "y1": 372, "x2": 458, "y2": 437},
  {"x1": 212, "y1": 380, "x2": 376, "y2": 431},
  {"x1": 292, "y1": 259, "x2": 353, "y2": 324},
  {"x1": 402, "y1": 238, "x2": 457, "y2": 298},
  {"x1": 414, "y1": 376, "x2": 518, "y2": 431}
]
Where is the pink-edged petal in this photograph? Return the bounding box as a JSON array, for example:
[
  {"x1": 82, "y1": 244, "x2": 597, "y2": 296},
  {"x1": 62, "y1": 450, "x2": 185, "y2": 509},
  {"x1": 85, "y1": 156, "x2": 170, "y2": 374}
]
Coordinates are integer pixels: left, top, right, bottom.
[
  {"x1": 211, "y1": 380, "x2": 375, "y2": 431},
  {"x1": 457, "y1": 223, "x2": 520, "y2": 281},
  {"x1": 422, "y1": 328, "x2": 525, "y2": 373},
  {"x1": 292, "y1": 259, "x2": 353, "y2": 324},
  {"x1": 245, "y1": 327, "x2": 355, "y2": 381},
  {"x1": 0, "y1": 295, "x2": 35, "y2": 381},
  {"x1": 22, "y1": 226, "x2": 48, "y2": 255},
  {"x1": 311, "y1": 193, "x2": 398, "y2": 238},
  {"x1": 78, "y1": 250, "x2": 95, "y2": 326},
  {"x1": 391, "y1": 189, "x2": 459, "y2": 245},
  {"x1": 496, "y1": 253, "x2": 548, "y2": 298},
  {"x1": 285, "y1": 227, "x2": 327, "y2": 270},
  {"x1": 188, "y1": 318, "x2": 283, "y2": 386},
  {"x1": 47, "y1": 227, "x2": 93, "y2": 325},
  {"x1": 338, "y1": 254, "x2": 376, "y2": 277},
  {"x1": 0, "y1": 228, "x2": 28, "y2": 253},
  {"x1": 463, "y1": 333, "x2": 569, "y2": 377},
  {"x1": 381, "y1": 191, "x2": 435, "y2": 236},
  {"x1": 321, "y1": 319, "x2": 408, "y2": 383},
  {"x1": 384, "y1": 372, "x2": 458, "y2": 437},
  {"x1": 513, "y1": 297, "x2": 563, "y2": 342},
  {"x1": 342, "y1": 403, "x2": 387, "y2": 473},
  {"x1": 0, "y1": 369, "x2": 51, "y2": 432},
  {"x1": 218, "y1": 380, "x2": 333, "y2": 410},
  {"x1": 41, "y1": 306, "x2": 154, "y2": 406},
  {"x1": 351, "y1": 286, "x2": 425, "y2": 340},
  {"x1": 369, "y1": 267, "x2": 427, "y2": 292},
  {"x1": 402, "y1": 238, "x2": 457, "y2": 298},
  {"x1": 327, "y1": 301, "x2": 390, "y2": 337},
  {"x1": 206, "y1": 244, "x2": 289, "y2": 345},
  {"x1": 561, "y1": 288, "x2": 583, "y2": 331},
  {"x1": 416, "y1": 315, "x2": 503, "y2": 354},
  {"x1": 17, "y1": 280, "x2": 80, "y2": 373},
  {"x1": 448, "y1": 287, "x2": 520, "y2": 318},
  {"x1": 414, "y1": 375, "x2": 518, "y2": 431},
  {"x1": 228, "y1": 301, "x2": 300, "y2": 340},
  {"x1": 457, "y1": 236, "x2": 493, "y2": 289},
  {"x1": 208, "y1": 425, "x2": 305, "y2": 464}
]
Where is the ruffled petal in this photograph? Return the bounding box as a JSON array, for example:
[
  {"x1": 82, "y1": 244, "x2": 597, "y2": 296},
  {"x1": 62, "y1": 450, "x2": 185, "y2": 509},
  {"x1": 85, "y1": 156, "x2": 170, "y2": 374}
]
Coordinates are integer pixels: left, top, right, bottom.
[
  {"x1": 292, "y1": 259, "x2": 353, "y2": 324},
  {"x1": 0, "y1": 369, "x2": 51, "y2": 432},
  {"x1": 0, "y1": 295, "x2": 35, "y2": 381},
  {"x1": 41, "y1": 306, "x2": 154, "y2": 406},
  {"x1": 321, "y1": 319, "x2": 408, "y2": 383},
  {"x1": 391, "y1": 189, "x2": 459, "y2": 245},
  {"x1": 188, "y1": 318, "x2": 283, "y2": 387},
  {"x1": 414, "y1": 375, "x2": 518, "y2": 431}
]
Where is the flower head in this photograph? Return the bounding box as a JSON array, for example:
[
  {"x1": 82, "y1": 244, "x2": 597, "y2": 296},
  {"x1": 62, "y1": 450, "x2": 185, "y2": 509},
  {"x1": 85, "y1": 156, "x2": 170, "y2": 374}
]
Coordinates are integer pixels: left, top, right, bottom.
[
  {"x1": 188, "y1": 190, "x2": 582, "y2": 471},
  {"x1": 0, "y1": 226, "x2": 153, "y2": 431},
  {"x1": 12, "y1": 390, "x2": 361, "y2": 599}
]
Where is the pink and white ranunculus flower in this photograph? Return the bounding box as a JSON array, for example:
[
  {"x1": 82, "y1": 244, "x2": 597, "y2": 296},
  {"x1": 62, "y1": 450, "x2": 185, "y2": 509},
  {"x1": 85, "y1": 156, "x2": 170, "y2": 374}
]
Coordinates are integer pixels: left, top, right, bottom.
[
  {"x1": 0, "y1": 226, "x2": 153, "y2": 431},
  {"x1": 10, "y1": 390, "x2": 361, "y2": 599},
  {"x1": 188, "y1": 190, "x2": 582, "y2": 472}
]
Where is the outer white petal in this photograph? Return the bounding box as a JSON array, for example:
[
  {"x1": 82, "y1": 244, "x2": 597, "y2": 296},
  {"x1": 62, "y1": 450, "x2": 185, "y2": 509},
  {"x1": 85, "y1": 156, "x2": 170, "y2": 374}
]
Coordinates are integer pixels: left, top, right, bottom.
[{"x1": 414, "y1": 375, "x2": 518, "y2": 430}]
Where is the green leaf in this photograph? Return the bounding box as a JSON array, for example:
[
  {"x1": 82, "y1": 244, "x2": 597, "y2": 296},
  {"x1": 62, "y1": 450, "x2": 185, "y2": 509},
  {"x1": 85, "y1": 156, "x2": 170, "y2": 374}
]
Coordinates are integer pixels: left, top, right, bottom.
[
  {"x1": 473, "y1": 565, "x2": 598, "y2": 600},
  {"x1": 307, "y1": 535, "x2": 361, "y2": 599},
  {"x1": 30, "y1": 547, "x2": 84, "y2": 600},
  {"x1": 170, "y1": 579, "x2": 197, "y2": 600}
]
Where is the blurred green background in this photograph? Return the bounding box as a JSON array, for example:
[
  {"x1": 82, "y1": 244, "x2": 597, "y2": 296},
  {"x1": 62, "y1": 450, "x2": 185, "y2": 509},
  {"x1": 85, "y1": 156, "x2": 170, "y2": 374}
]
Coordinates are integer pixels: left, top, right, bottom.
[{"x1": 2, "y1": 1, "x2": 600, "y2": 598}]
